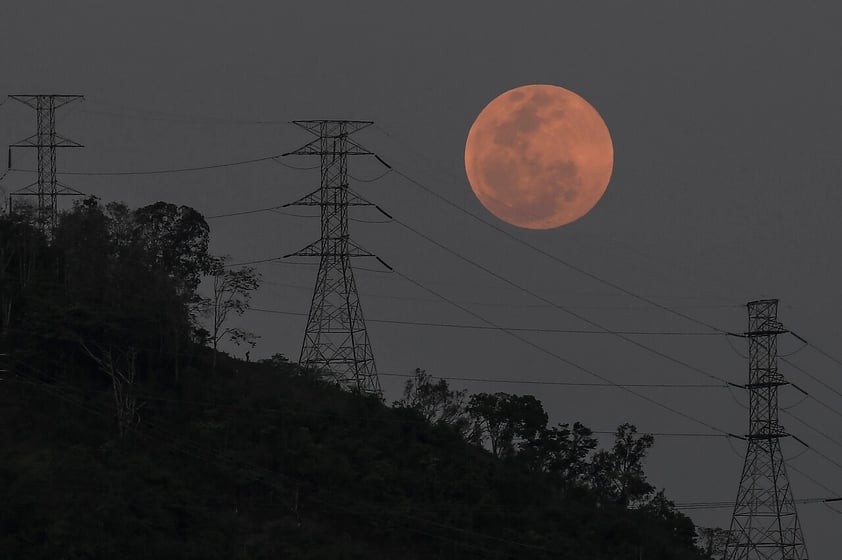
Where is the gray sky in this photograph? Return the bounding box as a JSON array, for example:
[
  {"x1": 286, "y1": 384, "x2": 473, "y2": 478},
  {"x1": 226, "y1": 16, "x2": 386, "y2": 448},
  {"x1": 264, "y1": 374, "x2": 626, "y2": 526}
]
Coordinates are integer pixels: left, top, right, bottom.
[{"x1": 2, "y1": 1, "x2": 841, "y2": 555}]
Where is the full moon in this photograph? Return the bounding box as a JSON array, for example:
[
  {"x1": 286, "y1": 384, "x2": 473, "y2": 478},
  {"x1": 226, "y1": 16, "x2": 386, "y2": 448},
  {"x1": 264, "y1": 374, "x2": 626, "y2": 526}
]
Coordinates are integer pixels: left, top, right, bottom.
[{"x1": 464, "y1": 84, "x2": 614, "y2": 229}]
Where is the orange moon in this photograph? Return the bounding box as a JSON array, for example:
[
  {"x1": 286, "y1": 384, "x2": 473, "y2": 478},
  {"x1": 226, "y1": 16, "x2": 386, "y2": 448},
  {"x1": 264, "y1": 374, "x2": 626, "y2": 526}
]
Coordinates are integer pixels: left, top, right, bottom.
[{"x1": 464, "y1": 84, "x2": 614, "y2": 229}]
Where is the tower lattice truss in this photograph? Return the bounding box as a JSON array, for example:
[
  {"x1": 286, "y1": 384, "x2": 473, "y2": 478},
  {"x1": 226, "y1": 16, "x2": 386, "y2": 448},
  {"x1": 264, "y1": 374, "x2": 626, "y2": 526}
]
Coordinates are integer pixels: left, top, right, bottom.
[
  {"x1": 8, "y1": 94, "x2": 84, "y2": 231},
  {"x1": 285, "y1": 120, "x2": 382, "y2": 395},
  {"x1": 725, "y1": 299, "x2": 808, "y2": 560}
]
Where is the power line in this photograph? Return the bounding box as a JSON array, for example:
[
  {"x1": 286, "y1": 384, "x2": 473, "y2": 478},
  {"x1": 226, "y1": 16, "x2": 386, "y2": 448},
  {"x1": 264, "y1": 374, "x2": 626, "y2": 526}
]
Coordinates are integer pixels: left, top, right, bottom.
[
  {"x1": 385, "y1": 164, "x2": 736, "y2": 337},
  {"x1": 268, "y1": 158, "x2": 321, "y2": 171},
  {"x1": 782, "y1": 350, "x2": 842, "y2": 401},
  {"x1": 206, "y1": 206, "x2": 320, "y2": 220},
  {"x1": 83, "y1": 98, "x2": 293, "y2": 126},
  {"x1": 2, "y1": 115, "x2": 818, "y2": 405},
  {"x1": 390, "y1": 267, "x2": 739, "y2": 439},
  {"x1": 0, "y1": 322, "x2": 744, "y2": 452},
  {"x1": 794, "y1": 434, "x2": 842, "y2": 474},
  {"x1": 781, "y1": 411, "x2": 842, "y2": 454},
  {"x1": 591, "y1": 430, "x2": 728, "y2": 438},
  {"x1": 379, "y1": 371, "x2": 724, "y2": 389},
  {"x1": 206, "y1": 204, "x2": 285, "y2": 219},
  {"x1": 10, "y1": 115, "x2": 841, "y2": 536},
  {"x1": 223, "y1": 257, "x2": 315, "y2": 268},
  {"x1": 365, "y1": 157, "x2": 842, "y2": 477},
  {"x1": 386, "y1": 213, "x2": 735, "y2": 387},
  {"x1": 12, "y1": 141, "x2": 828, "y2": 459},
  {"x1": 350, "y1": 216, "x2": 393, "y2": 224},
  {"x1": 720, "y1": 331, "x2": 842, "y2": 469},
  {"x1": 788, "y1": 461, "x2": 842, "y2": 502},
  {"x1": 259, "y1": 277, "x2": 742, "y2": 312},
  {"x1": 10, "y1": 151, "x2": 305, "y2": 176},
  {"x1": 674, "y1": 497, "x2": 841, "y2": 511},
  {"x1": 783, "y1": 329, "x2": 842, "y2": 373},
  {"x1": 786, "y1": 375, "x2": 842, "y2": 424},
  {"x1": 373, "y1": 124, "x2": 739, "y2": 316},
  {"x1": 349, "y1": 169, "x2": 393, "y2": 183},
  {"x1": 218, "y1": 196, "x2": 739, "y2": 396},
  {"x1": 377, "y1": 211, "x2": 842, "y2": 452},
  {"x1": 247, "y1": 306, "x2": 729, "y2": 337}
]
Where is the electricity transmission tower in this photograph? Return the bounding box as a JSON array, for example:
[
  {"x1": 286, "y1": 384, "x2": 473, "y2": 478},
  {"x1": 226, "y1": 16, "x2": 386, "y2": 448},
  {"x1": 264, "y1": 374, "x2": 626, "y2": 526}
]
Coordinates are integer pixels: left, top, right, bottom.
[
  {"x1": 284, "y1": 120, "x2": 383, "y2": 395},
  {"x1": 723, "y1": 299, "x2": 808, "y2": 560},
  {"x1": 7, "y1": 94, "x2": 84, "y2": 231}
]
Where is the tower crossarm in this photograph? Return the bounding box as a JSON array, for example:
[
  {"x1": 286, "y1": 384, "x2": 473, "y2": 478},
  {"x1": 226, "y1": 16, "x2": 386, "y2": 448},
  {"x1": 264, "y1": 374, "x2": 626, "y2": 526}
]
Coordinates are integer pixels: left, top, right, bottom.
[
  {"x1": 284, "y1": 187, "x2": 375, "y2": 208},
  {"x1": 6, "y1": 94, "x2": 85, "y2": 234},
  {"x1": 723, "y1": 299, "x2": 809, "y2": 560},
  {"x1": 282, "y1": 119, "x2": 384, "y2": 396},
  {"x1": 285, "y1": 239, "x2": 376, "y2": 259}
]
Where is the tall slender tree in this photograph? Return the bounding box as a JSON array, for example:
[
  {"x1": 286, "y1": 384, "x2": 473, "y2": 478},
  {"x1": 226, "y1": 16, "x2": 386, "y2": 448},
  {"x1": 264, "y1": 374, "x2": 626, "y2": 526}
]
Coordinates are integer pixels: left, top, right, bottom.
[{"x1": 204, "y1": 256, "x2": 260, "y2": 370}]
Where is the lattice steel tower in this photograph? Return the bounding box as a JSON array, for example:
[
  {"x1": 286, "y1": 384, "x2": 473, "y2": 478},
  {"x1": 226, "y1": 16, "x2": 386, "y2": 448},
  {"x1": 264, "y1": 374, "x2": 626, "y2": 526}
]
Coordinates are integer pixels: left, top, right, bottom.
[
  {"x1": 7, "y1": 94, "x2": 84, "y2": 231},
  {"x1": 284, "y1": 120, "x2": 382, "y2": 395},
  {"x1": 724, "y1": 299, "x2": 808, "y2": 560}
]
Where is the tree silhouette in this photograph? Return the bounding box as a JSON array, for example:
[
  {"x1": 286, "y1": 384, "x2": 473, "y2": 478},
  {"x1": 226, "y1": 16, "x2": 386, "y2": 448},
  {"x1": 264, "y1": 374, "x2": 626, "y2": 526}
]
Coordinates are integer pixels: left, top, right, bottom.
[
  {"x1": 467, "y1": 392, "x2": 548, "y2": 459},
  {"x1": 203, "y1": 256, "x2": 261, "y2": 370},
  {"x1": 590, "y1": 423, "x2": 655, "y2": 506},
  {"x1": 393, "y1": 368, "x2": 469, "y2": 431}
]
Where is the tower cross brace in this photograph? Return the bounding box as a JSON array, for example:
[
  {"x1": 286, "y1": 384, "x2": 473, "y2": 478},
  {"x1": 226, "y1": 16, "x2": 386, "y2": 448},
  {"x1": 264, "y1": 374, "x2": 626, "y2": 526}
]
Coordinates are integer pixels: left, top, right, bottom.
[
  {"x1": 7, "y1": 94, "x2": 84, "y2": 232},
  {"x1": 724, "y1": 299, "x2": 808, "y2": 560},
  {"x1": 284, "y1": 120, "x2": 382, "y2": 396}
]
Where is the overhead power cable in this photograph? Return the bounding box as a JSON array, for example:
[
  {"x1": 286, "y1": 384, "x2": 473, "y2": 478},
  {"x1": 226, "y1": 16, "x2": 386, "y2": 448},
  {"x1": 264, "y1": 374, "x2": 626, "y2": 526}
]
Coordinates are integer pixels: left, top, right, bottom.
[
  {"x1": 223, "y1": 257, "x2": 314, "y2": 268},
  {"x1": 404, "y1": 375, "x2": 724, "y2": 389},
  {"x1": 674, "y1": 496, "x2": 840, "y2": 511},
  {"x1": 369, "y1": 159, "x2": 842, "y2": 457},
  {"x1": 389, "y1": 267, "x2": 739, "y2": 439},
  {"x1": 788, "y1": 461, "x2": 842, "y2": 501},
  {"x1": 784, "y1": 356, "x2": 842, "y2": 399},
  {"x1": 10, "y1": 152, "x2": 316, "y2": 177},
  {"x1": 206, "y1": 204, "x2": 285, "y2": 219},
  {"x1": 259, "y1": 276, "x2": 740, "y2": 312},
  {"x1": 384, "y1": 213, "x2": 735, "y2": 387},
  {"x1": 206, "y1": 206, "x2": 319, "y2": 220},
  {"x1": 784, "y1": 333, "x2": 842, "y2": 399},
  {"x1": 247, "y1": 306, "x2": 729, "y2": 338},
  {"x1": 777, "y1": 364, "x2": 842, "y2": 423},
  {"x1": 789, "y1": 431, "x2": 842, "y2": 475},
  {"x1": 349, "y1": 169, "x2": 393, "y2": 183},
  {"x1": 782, "y1": 329, "x2": 842, "y2": 374},
  {"x1": 220, "y1": 182, "x2": 737, "y2": 389},
  {"x1": 83, "y1": 98, "x2": 293, "y2": 126},
  {"x1": 384, "y1": 163, "x2": 737, "y2": 337},
  {"x1": 372, "y1": 123, "x2": 746, "y2": 322},
  {"x1": 592, "y1": 431, "x2": 728, "y2": 438}
]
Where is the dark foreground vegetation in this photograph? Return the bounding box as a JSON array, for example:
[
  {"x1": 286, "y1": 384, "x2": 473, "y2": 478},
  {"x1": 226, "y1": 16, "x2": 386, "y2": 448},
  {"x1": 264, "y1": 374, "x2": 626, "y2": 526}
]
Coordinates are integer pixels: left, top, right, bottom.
[{"x1": 1, "y1": 199, "x2": 715, "y2": 559}]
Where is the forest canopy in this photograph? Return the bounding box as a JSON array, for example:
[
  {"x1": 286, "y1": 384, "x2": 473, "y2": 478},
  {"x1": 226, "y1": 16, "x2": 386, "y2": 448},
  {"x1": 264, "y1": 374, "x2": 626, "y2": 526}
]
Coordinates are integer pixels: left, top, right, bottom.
[{"x1": 0, "y1": 199, "x2": 716, "y2": 559}]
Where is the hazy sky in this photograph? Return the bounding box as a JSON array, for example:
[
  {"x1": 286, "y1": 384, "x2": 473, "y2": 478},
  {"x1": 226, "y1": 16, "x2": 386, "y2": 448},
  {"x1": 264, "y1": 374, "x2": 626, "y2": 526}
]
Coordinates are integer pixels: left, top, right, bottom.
[{"x1": 3, "y1": 2, "x2": 841, "y2": 555}]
